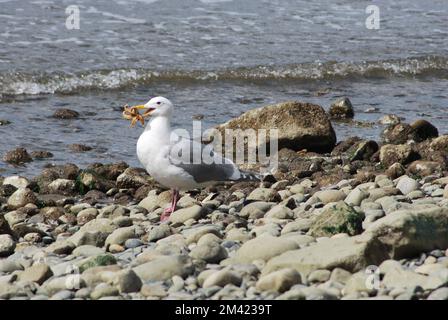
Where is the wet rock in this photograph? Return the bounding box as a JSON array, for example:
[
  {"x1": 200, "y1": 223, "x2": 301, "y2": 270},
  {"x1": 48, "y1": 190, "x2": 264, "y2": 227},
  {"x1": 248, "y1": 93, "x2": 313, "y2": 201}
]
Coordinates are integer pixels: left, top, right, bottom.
[
  {"x1": 116, "y1": 167, "x2": 149, "y2": 189},
  {"x1": 379, "y1": 144, "x2": 419, "y2": 167},
  {"x1": 77, "y1": 170, "x2": 114, "y2": 193},
  {"x1": 0, "y1": 183, "x2": 17, "y2": 197},
  {"x1": 69, "y1": 144, "x2": 92, "y2": 153},
  {"x1": 256, "y1": 268, "x2": 301, "y2": 293},
  {"x1": 86, "y1": 162, "x2": 129, "y2": 181},
  {"x1": 385, "y1": 163, "x2": 406, "y2": 179},
  {"x1": 381, "y1": 123, "x2": 413, "y2": 144},
  {"x1": 308, "y1": 201, "x2": 364, "y2": 237},
  {"x1": 407, "y1": 160, "x2": 442, "y2": 177},
  {"x1": 213, "y1": 101, "x2": 336, "y2": 153},
  {"x1": 378, "y1": 114, "x2": 401, "y2": 126},
  {"x1": 329, "y1": 97, "x2": 354, "y2": 119},
  {"x1": 48, "y1": 179, "x2": 76, "y2": 196},
  {"x1": 52, "y1": 108, "x2": 79, "y2": 119},
  {"x1": 409, "y1": 119, "x2": 438, "y2": 142},
  {"x1": 30, "y1": 151, "x2": 54, "y2": 159},
  {"x1": 3, "y1": 148, "x2": 33, "y2": 165},
  {"x1": 7, "y1": 188, "x2": 38, "y2": 209}
]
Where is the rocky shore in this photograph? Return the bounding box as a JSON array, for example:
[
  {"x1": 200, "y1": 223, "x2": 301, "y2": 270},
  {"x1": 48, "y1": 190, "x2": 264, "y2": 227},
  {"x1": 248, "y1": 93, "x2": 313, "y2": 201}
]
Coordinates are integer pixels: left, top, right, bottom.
[{"x1": 1, "y1": 98, "x2": 448, "y2": 300}]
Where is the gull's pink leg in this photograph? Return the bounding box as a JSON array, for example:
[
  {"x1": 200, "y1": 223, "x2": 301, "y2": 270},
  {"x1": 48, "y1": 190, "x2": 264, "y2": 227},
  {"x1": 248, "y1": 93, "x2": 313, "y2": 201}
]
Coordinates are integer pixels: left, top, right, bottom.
[{"x1": 160, "y1": 189, "x2": 179, "y2": 222}]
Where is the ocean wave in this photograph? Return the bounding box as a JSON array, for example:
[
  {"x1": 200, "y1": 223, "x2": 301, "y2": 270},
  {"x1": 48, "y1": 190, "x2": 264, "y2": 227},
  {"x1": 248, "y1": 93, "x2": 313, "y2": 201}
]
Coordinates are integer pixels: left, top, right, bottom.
[{"x1": 1, "y1": 56, "x2": 447, "y2": 98}]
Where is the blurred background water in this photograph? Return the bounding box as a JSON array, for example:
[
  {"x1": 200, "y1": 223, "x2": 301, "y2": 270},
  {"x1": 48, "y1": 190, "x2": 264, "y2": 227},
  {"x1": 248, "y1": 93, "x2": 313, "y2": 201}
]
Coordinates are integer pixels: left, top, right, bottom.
[{"x1": 0, "y1": 0, "x2": 447, "y2": 175}]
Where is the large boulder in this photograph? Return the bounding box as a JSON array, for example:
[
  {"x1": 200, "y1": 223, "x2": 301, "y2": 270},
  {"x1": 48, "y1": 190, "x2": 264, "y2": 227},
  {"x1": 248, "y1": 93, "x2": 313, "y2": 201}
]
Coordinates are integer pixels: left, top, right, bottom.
[
  {"x1": 364, "y1": 205, "x2": 448, "y2": 259},
  {"x1": 212, "y1": 101, "x2": 336, "y2": 153},
  {"x1": 263, "y1": 236, "x2": 389, "y2": 277},
  {"x1": 379, "y1": 144, "x2": 419, "y2": 167}
]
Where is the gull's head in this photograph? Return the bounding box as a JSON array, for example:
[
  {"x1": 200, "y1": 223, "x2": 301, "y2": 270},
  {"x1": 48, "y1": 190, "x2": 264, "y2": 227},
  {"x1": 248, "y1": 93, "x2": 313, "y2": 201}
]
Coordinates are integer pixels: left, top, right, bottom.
[
  {"x1": 142, "y1": 96, "x2": 173, "y2": 118},
  {"x1": 123, "y1": 96, "x2": 173, "y2": 127}
]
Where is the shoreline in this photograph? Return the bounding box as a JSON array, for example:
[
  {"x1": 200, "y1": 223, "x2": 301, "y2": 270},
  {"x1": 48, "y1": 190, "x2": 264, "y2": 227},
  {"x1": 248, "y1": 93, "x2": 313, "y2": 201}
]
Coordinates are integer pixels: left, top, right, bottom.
[{"x1": 1, "y1": 100, "x2": 448, "y2": 300}]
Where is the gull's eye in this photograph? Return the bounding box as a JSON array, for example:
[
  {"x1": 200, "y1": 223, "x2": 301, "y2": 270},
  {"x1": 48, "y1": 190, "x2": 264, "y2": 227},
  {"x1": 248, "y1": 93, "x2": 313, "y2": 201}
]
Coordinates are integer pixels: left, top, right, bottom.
[{"x1": 156, "y1": 101, "x2": 161, "y2": 105}]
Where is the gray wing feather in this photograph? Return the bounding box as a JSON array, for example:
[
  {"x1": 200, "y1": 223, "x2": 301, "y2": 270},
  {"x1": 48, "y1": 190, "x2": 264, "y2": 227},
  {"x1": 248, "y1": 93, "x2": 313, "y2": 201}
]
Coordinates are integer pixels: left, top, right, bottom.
[{"x1": 167, "y1": 135, "x2": 238, "y2": 183}]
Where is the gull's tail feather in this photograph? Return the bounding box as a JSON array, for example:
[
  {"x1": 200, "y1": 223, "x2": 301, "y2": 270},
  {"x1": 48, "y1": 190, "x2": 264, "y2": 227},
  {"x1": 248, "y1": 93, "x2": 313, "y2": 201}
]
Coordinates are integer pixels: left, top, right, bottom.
[{"x1": 237, "y1": 170, "x2": 262, "y2": 182}]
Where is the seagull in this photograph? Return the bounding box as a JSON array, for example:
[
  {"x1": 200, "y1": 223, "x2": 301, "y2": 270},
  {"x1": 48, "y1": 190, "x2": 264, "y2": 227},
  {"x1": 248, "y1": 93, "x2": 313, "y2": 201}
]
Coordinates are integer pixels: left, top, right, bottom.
[{"x1": 126, "y1": 96, "x2": 260, "y2": 221}]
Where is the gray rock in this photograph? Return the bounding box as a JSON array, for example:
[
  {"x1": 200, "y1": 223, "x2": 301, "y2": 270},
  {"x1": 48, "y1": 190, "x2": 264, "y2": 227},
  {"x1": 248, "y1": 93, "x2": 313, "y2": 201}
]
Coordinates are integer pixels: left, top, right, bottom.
[
  {"x1": 263, "y1": 235, "x2": 389, "y2": 277},
  {"x1": 48, "y1": 179, "x2": 77, "y2": 196},
  {"x1": 202, "y1": 269, "x2": 242, "y2": 288},
  {"x1": 364, "y1": 205, "x2": 448, "y2": 259},
  {"x1": 72, "y1": 245, "x2": 105, "y2": 257},
  {"x1": 19, "y1": 264, "x2": 53, "y2": 284},
  {"x1": 114, "y1": 269, "x2": 142, "y2": 293},
  {"x1": 147, "y1": 224, "x2": 172, "y2": 242},
  {"x1": 329, "y1": 97, "x2": 354, "y2": 119},
  {"x1": 105, "y1": 226, "x2": 136, "y2": 247},
  {"x1": 3, "y1": 176, "x2": 30, "y2": 189},
  {"x1": 308, "y1": 269, "x2": 331, "y2": 283},
  {"x1": 7, "y1": 188, "x2": 38, "y2": 209},
  {"x1": 308, "y1": 201, "x2": 364, "y2": 237},
  {"x1": 90, "y1": 283, "x2": 119, "y2": 300},
  {"x1": 396, "y1": 176, "x2": 420, "y2": 195},
  {"x1": 189, "y1": 234, "x2": 227, "y2": 263},
  {"x1": 247, "y1": 188, "x2": 280, "y2": 202},
  {"x1": 232, "y1": 235, "x2": 300, "y2": 264},
  {"x1": 238, "y1": 201, "x2": 275, "y2": 219},
  {"x1": 0, "y1": 234, "x2": 16, "y2": 257},
  {"x1": 345, "y1": 188, "x2": 369, "y2": 206},
  {"x1": 50, "y1": 290, "x2": 74, "y2": 300},
  {"x1": 256, "y1": 268, "x2": 301, "y2": 293},
  {"x1": 133, "y1": 255, "x2": 194, "y2": 281},
  {"x1": 124, "y1": 238, "x2": 143, "y2": 249},
  {"x1": 427, "y1": 287, "x2": 448, "y2": 300},
  {"x1": 213, "y1": 101, "x2": 336, "y2": 153},
  {"x1": 314, "y1": 190, "x2": 346, "y2": 204},
  {"x1": 169, "y1": 205, "x2": 207, "y2": 224},
  {"x1": 0, "y1": 259, "x2": 23, "y2": 273}
]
